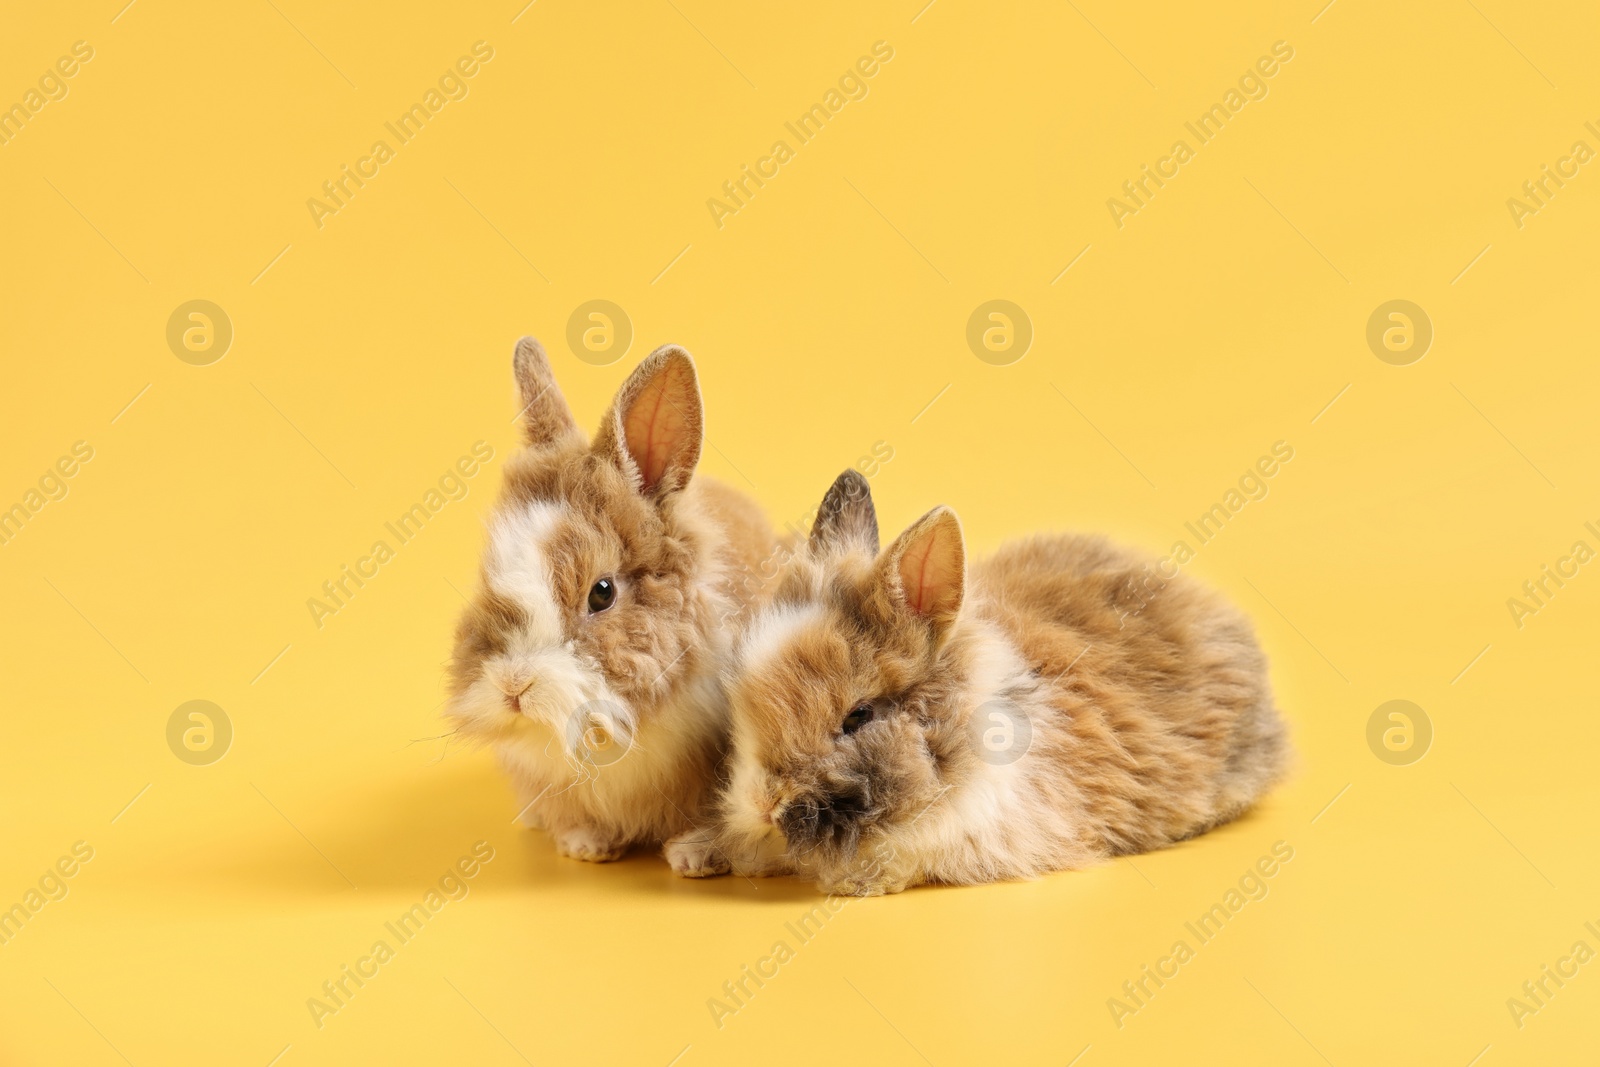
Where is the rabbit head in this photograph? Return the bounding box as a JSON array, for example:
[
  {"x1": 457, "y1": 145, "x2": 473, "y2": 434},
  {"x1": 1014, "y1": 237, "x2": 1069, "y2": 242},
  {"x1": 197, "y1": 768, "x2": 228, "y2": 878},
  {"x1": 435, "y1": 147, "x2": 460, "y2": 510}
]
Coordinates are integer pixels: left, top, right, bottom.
[
  {"x1": 719, "y1": 470, "x2": 973, "y2": 876},
  {"x1": 446, "y1": 338, "x2": 730, "y2": 776}
]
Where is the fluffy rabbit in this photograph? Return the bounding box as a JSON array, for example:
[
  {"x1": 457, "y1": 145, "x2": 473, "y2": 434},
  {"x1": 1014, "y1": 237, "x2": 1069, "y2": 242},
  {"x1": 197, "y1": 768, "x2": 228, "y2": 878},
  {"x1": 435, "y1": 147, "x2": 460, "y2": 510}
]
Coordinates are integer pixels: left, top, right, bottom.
[
  {"x1": 697, "y1": 470, "x2": 1289, "y2": 895},
  {"x1": 446, "y1": 338, "x2": 776, "y2": 871}
]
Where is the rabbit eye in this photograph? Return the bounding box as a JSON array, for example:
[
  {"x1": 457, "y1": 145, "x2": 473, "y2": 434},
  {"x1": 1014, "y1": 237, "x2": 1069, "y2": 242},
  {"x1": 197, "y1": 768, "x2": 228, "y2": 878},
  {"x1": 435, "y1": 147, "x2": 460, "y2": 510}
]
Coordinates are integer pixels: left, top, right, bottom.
[
  {"x1": 841, "y1": 702, "x2": 875, "y2": 735},
  {"x1": 587, "y1": 577, "x2": 616, "y2": 613}
]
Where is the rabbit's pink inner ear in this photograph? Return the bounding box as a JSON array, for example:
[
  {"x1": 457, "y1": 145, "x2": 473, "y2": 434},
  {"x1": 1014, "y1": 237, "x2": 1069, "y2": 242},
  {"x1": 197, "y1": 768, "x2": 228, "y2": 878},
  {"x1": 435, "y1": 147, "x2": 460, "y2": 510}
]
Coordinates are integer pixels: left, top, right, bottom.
[
  {"x1": 895, "y1": 509, "x2": 965, "y2": 622},
  {"x1": 622, "y1": 354, "x2": 702, "y2": 495}
]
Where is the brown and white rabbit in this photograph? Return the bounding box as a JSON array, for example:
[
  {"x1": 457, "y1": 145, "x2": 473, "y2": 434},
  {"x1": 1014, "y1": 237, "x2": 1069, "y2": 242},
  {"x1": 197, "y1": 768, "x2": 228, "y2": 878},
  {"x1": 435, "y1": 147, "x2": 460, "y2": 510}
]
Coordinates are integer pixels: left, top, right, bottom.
[
  {"x1": 446, "y1": 338, "x2": 776, "y2": 871},
  {"x1": 694, "y1": 470, "x2": 1289, "y2": 895}
]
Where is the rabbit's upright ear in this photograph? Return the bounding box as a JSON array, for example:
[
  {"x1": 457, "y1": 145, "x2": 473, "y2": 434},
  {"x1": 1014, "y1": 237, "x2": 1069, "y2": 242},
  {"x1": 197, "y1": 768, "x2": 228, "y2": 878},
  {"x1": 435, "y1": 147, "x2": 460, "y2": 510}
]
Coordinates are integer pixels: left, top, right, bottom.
[
  {"x1": 877, "y1": 506, "x2": 966, "y2": 632},
  {"x1": 512, "y1": 337, "x2": 581, "y2": 446},
  {"x1": 594, "y1": 345, "x2": 704, "y2": 501},
  {"x1": 810, "y1": 469, "x2": 879, "y2": 556}
]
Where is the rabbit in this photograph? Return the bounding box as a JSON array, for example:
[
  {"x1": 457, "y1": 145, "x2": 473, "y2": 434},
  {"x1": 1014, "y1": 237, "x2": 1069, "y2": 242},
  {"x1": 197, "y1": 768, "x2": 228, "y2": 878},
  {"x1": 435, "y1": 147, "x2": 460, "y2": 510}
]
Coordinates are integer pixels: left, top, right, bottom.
[
  {"x1": 692, "y1": 469, "x2": 1290, "y2": 895},
  {"x1": 445, "y1": 338, "x2": 778, "y2": 873}
]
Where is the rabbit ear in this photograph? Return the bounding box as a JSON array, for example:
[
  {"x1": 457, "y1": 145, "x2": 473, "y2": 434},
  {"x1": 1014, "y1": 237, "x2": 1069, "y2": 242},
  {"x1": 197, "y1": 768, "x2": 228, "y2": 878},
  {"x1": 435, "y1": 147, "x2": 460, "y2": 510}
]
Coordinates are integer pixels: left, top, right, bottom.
[
  {"x1": 879, "y1": 506, "x2": 965, "y2": 628},
  {"x1": 810, "y1": 469, "x2": 879, "y2": 556},
  {"x1": 593, "y1": 344, "x2": 704, "y2": 500},
  {"x1": 512, "y1": 337, "x2": 580, "y2": 446}
]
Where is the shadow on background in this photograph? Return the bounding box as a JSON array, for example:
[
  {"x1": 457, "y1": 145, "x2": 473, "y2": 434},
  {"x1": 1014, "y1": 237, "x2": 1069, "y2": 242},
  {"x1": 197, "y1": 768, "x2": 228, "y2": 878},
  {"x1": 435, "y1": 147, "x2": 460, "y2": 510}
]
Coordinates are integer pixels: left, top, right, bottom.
[{"x1": 116, "y1": 753, "x2": 823, "y2": 905}]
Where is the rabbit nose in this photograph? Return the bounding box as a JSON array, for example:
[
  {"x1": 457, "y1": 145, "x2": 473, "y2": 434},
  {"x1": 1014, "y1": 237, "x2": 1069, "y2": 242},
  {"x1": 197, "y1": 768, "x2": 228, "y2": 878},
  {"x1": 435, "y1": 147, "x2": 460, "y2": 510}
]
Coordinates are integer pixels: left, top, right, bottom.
[{"x1": 501, "y1": 678, "x2": 533, "y2": 711}]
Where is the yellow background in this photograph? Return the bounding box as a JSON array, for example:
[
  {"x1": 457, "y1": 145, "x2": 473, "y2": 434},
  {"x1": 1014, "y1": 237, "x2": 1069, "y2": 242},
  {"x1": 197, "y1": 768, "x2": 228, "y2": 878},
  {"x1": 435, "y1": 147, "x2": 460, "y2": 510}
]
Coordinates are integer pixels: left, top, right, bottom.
[{"x1": 3, "y1": 0, "x2": 1597, "y2": 1063}]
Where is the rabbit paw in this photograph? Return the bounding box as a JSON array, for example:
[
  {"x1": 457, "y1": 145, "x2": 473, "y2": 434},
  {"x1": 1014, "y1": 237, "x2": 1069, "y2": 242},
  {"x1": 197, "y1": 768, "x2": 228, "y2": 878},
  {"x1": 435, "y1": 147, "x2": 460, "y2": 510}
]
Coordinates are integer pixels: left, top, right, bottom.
[
  {"x1": 820, "y1": 874, "x2": 910, "y2": 897},
  {"x1": 552, "y1": 828, "x2": 627, "y2": 863},
  {"x1": 665, "y1": 829, "x2": 731, "y2": 878}
]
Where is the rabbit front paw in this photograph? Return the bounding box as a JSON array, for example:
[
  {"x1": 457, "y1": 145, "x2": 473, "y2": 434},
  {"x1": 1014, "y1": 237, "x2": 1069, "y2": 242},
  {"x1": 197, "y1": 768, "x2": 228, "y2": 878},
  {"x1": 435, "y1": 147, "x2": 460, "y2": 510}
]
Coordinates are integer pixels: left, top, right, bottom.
[
  {"x1": 551, "y1": 827, "x2": 628, "y2": 863},
  {"x1": 665, "y1": 828, "x2": 731, "y2": 878},
  {"x1": 820, "y1": 867, "x2": 913, "y2": 897}
]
